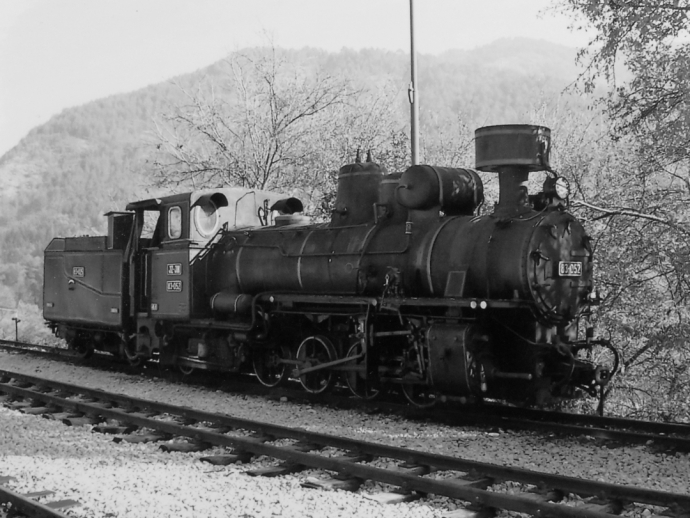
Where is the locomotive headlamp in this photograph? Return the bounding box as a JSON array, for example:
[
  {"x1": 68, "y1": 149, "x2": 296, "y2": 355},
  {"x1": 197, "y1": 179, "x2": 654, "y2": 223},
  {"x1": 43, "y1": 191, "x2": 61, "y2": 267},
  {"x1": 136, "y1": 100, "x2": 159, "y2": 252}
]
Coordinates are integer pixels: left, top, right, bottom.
[
  {"x1": 555, "y1": 177, "x2": 570, "y2": 199},
  {"x1": 470, "y1": 300, "x2": 478, "y2": 309},
  {"x1": 479, "y1": 301, "x2": 488, "y2": 309},
  {"x1": 543, "y1": 176, "x2": 571, "y2": 200}
]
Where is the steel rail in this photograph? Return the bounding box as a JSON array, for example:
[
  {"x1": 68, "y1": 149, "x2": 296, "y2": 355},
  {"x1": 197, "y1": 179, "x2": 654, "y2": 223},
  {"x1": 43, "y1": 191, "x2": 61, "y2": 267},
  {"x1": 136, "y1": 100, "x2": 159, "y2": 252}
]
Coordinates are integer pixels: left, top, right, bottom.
[
  {"x1": 0, "y1": 484, "x2": 74, "y2": 518},
  {"x1": 0, "y1": 339, "x2": 65, "y2": 354},
  {"x1": 1, "y1": 369, "x2": 689, "y2": 518},
  {"x1": 444, "y1": 409, "x2": 690, "y2": 451},
  {"x1": 466, "y1": 402, "x2": 690, "y2": 435}
]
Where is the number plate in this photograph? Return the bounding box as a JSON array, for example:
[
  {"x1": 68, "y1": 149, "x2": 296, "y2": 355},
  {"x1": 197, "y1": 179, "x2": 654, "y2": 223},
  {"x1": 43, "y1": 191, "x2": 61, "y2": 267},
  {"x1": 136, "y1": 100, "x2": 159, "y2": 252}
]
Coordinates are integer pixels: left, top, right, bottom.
[
  {"x1": 167, "y1": 263, "x2": 182, "y2": 275},
  {"x1": 558, "y1": 261, "x2": 582, "y2": 277},
  {"x1": 72, "y1": 266, "x2": 85, "y2": 277},
  {"x1": 166, "y1": 280, "x2": 183, "y2": 292}
]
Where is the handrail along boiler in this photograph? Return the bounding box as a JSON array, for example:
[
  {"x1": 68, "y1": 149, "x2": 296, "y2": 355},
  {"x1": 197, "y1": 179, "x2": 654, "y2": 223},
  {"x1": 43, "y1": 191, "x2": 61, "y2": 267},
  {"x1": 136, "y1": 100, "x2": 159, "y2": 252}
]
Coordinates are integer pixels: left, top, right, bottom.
[{"x1": 43, "y1": 125, "x2": 617, "y2": 406}]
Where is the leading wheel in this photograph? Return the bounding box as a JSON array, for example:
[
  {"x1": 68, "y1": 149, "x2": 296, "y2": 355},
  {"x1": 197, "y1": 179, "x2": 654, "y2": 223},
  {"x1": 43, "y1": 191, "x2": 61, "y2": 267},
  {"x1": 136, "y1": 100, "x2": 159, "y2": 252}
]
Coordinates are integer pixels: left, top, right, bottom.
[
  {"x1": 296, "y1": 335, "x2": 336, "y2": 394},
  {"x1": 344, "y1": 342, "x2": 380, "y2": 400},
  {"x1": 253, "y1": 345, "x2": 292, "y2": 387}
]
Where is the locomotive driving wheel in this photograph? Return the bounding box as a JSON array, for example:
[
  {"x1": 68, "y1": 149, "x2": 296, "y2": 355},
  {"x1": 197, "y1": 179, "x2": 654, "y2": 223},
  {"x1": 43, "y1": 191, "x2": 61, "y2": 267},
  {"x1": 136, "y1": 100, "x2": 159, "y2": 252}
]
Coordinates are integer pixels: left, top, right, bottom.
[
  {"x1": 253, "y1": 345, "x2": 292, "y2": 387},
  {"x1": 296, "y1": 335, "x2": 337, "y2": 394}
]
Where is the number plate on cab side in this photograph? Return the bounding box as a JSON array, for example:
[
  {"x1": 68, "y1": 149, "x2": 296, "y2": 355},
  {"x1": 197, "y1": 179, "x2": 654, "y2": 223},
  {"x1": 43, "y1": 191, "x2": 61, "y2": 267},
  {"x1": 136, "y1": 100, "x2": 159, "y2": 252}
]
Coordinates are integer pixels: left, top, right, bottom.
[
  {"x1": 166, "y1": 280, "x2": 183, "y2": 292},
  {"x1": 558, "y1": 261, "x2": 582, "y2": 277}
]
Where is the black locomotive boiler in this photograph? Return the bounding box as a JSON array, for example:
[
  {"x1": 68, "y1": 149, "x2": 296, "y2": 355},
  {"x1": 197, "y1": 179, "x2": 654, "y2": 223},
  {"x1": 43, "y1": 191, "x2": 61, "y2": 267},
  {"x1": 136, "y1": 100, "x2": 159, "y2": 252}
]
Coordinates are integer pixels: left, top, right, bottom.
[{"x1": 43, "y1": 125, "x2": 617, "y2": 406}]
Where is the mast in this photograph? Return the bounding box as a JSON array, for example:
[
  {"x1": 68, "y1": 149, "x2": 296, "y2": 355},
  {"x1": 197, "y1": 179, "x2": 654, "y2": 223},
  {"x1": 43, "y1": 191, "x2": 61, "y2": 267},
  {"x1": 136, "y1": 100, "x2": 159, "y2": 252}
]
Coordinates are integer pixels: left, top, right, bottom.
[{"x1": 409, "y1": 0, "x2": 420, "y2": 165}]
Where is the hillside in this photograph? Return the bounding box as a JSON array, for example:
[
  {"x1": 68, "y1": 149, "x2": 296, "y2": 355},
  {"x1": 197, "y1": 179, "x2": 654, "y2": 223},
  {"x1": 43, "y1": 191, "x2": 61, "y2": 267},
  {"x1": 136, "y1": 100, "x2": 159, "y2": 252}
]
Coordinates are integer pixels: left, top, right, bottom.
[{"x1": 0, "y1": 38, "x2": 582, "y2": 310}]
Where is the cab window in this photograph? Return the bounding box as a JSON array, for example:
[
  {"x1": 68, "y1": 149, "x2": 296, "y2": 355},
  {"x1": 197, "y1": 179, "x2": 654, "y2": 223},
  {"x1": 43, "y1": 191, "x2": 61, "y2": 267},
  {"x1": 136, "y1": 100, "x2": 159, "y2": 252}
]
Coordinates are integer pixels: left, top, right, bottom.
[
  {"x1": 168, "y1": 206, "x2": 182, "y2": 239},
  {"x1": 141, "y1": 210, "x2": 160, "y2": 239}
]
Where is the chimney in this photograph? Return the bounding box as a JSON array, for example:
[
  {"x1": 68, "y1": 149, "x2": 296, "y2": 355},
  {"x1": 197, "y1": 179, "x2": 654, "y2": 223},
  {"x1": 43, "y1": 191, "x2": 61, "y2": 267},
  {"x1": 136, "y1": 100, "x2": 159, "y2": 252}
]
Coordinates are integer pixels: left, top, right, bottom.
[{"x1": 474, "y1": 125, "x2": 551, "y2": 215}]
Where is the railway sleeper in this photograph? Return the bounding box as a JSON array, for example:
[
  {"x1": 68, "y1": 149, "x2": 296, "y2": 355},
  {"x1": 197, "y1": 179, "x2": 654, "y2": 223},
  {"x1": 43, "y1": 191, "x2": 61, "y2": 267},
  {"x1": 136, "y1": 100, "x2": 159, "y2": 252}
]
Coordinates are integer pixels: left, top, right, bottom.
[
  {"x1": 579, "y1": 497, "x2": 624, "y2": 515},
  {"x1": 442, "y1": 504, "x2": 497, "y2": 518},
  {"x1": 114, "y1": 432, "x2": 171, "y2": 444},
  {"x1": 160, "y1": 440, "x2": 212, "y2": 453},
  {"x1": 519, "y1": 489, "x2": 564, "y2": 504},
  {"x1": 5, "y1": 401, "x2": 33, "y2": 411},
  {"x1": 245, "y1": 461, "x2": 305, "y2": 477},
  {"x1": 397, "y1": 461, "x2": 435, "y2": 476},
  {"x1": 20, "y1": 405, "x2": 56, "y2": 415},
  {"x1": 122, "y1": 410, "x2": 160, "y2": 420},
  {"x1": 6, "y1": 381, "x2": 33, "y2": 389},
  {"x1": 43, "y1": 499, "x2": 80, "y2": 510},
  {"x1": 80, "y1": 401, "x2": 113, "y2": 410},
  {"x1": 331, "y1": 452, "x2": 373, "y2": 463},
  {"x1": 301, "y1": 473, "x2": 363, "y2": 492},
  {"x1": 248, "y1": 432, "x2": 276, "y2": 443},
  {"x1": 364, "y1": 489, "x2": 421, "y2": 504},
  {"x1": 63, "y1": 416, "x2": 102, "y2": 427},
  {"x1": 93, "y1": 424, "x2": 139, "y2": 434},
  {"x1": 285, "y1": 441, "x2": 323, "y2": 453},
  {"x1": 447, "y1": 472, "x2": 494, "y2": 490},
  {"x1": 200, "y1": 450, "x2": 255, "y2": 465},
  {"x1": 194, "y1": 424, "x2": 234, "y2": 434},
  {"x1": 42, "y1": 411, "x2": 80, "y2": 421}
]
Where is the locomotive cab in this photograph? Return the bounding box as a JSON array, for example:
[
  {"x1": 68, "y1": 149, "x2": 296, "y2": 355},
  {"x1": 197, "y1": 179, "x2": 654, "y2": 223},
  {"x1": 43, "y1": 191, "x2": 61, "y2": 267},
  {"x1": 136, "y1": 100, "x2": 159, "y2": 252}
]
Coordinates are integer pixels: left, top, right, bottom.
[
  {"x1": 126, "y1": 188, "x2": 288, "y2": 360},
  {"x1": 44, "y1": 187, "x2": 288, "y2": 362}
]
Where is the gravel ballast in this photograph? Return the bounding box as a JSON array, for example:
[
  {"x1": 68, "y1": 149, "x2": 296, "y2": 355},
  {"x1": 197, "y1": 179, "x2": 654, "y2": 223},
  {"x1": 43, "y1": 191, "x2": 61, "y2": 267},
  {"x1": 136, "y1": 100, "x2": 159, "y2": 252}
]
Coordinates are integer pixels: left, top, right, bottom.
[{"x1": 1, "y1": 351, "x2": 688, "y2": 517}]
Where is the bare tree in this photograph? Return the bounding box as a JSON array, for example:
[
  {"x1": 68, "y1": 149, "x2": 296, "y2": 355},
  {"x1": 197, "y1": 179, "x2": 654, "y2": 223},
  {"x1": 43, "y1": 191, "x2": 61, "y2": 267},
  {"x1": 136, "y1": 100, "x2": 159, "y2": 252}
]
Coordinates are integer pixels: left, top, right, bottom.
[
  {"x1": 153, "y1": 47, "x2": 357, "y2": 190},
  {"x1": 152, "y1": 47, "x2": 408, "y2": 216}
]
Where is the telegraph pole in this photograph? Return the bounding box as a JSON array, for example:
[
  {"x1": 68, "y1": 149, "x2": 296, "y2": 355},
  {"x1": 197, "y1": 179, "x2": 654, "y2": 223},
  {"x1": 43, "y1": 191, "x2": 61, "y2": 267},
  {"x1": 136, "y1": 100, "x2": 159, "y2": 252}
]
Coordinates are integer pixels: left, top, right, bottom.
[
  {"x1": 11, "y1": 317, "x2": 20, "y2": 342},
  {"x1": 409, "y1": 0, "x2": 420, "y2": 165}
]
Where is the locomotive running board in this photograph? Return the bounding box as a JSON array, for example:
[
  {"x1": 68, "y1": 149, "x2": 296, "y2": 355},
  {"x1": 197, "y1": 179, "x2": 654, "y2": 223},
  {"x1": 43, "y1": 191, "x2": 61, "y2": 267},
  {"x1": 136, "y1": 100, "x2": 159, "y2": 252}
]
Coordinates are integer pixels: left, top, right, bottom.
[{"x1": 262, "y1": 293, "x2": 530, "y2": 310}]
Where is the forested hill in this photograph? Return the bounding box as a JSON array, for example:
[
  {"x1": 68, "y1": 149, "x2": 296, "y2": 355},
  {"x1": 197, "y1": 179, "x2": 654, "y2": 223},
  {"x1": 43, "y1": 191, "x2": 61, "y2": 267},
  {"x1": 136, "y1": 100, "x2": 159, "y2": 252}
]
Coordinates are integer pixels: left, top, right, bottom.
[{"x1": 0, "y1": 38, "x2": 581, "y2": 309}]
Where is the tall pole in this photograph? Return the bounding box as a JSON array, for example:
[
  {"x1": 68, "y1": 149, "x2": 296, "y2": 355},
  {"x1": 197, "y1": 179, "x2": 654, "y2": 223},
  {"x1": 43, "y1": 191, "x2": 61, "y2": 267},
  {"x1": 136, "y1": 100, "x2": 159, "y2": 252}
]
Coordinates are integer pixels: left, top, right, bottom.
[
  {"x1": 409, "y1": 0, "x2": 420, "y2": 165},
  {"x1": 11, "y1": 317, "x2": 20, "y2": 342}
]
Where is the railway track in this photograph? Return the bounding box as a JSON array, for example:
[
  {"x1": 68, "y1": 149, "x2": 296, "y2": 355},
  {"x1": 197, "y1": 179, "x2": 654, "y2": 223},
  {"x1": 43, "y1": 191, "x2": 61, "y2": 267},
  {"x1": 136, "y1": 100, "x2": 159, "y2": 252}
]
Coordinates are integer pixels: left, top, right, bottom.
[
  {"x1": 1, "y1": 369, "x2": 689, "y2": 518},
  {"x1": 443, "y1": 403, "x2": 690, "y2": 451},
  {"x1": 2, "y1": 339, "x2": 689, "y2": 451},
  {"x1": 0, "y1": 340, "x2": 69, "y2": 356},
  {"x1": 0, "y1": 475, "x2": 78, "y2": 518}
]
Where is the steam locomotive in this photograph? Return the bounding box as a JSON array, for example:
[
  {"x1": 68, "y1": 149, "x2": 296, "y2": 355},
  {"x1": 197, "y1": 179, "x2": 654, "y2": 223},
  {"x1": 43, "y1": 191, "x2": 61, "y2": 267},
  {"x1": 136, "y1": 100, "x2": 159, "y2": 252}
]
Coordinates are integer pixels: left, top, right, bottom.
[{"x1": 43, "y1": 125, "x2": 617, "y2": 406}]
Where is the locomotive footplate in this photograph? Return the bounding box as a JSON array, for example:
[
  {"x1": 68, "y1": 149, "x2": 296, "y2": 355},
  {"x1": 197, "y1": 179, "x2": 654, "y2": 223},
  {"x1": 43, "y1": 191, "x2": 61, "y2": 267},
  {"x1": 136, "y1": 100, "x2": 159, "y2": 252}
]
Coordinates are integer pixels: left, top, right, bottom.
[{"x1": 265, "y1": 293, "x2": 531, "y2": 310}]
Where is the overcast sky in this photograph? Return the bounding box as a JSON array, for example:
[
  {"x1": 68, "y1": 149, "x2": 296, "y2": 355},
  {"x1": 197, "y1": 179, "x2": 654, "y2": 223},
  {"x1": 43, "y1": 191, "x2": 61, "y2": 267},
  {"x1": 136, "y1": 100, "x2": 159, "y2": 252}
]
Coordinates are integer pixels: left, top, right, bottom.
[{"x1": 0, "y1": 0, "x2": 589, "y2": 157}]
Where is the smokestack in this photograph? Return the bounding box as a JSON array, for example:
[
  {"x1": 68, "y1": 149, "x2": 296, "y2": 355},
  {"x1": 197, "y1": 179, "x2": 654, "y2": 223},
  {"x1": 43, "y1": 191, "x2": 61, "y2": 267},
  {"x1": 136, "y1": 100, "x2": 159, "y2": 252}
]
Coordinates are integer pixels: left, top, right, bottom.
[{"x1": 474, "y1": 125, "x2": 551, "y2": 215}]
